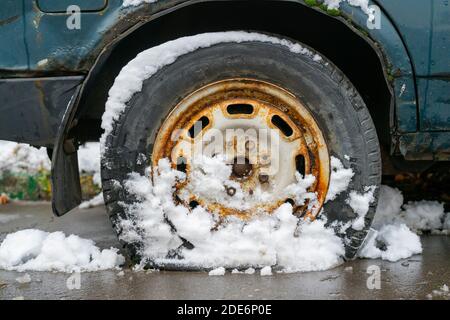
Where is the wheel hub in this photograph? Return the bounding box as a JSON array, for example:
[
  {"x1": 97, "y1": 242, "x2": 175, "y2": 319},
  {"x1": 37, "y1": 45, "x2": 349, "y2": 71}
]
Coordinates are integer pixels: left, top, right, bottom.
[{"x1": 153, "y1": 79, "x2": 330, "y2": 219}]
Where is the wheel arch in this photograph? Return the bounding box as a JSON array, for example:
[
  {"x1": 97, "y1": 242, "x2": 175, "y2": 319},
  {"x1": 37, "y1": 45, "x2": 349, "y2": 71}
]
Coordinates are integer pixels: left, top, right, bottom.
[{"x1": 71, "y1": 0, "x2": 416, "y2": 146}]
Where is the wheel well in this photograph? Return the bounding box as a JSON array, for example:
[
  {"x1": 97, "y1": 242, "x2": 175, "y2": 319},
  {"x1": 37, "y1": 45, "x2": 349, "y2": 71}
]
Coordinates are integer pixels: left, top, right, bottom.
[{"x1": 72, "y1": 0, "x2": 392, "y2": 148}]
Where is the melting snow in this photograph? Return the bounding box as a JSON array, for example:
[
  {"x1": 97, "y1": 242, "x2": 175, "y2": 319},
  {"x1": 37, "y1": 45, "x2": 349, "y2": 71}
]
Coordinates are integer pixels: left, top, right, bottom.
[
  {"x1": 347, "y1": 186, "x2": 376, "y2": 231},
  {"x1": 260, "y1": 266, "x2": 273, "y2": 276},
  {"x1": 15, "y1": 273, "x2": 31, "y2": 284},
  {"x1": 372, "y1": 185, "x2": 448, "y2": 234},
  {"x1": 122, "y1": 0, "x2": 158, "y2": 7},
  {"x1": 208, "y1": 267, "x2": 226, "y2": 276},
  {"x1": 0, "y1": 229, "x2": 124, "y2": 272},
  {"x1": 79, "y1": 193, "x2": 104, "y2": 209},
  {"x1": 358, "y1": 224, "x2": 422, "y2": 262},
  {"x1": 0, "y1": 141, "x2": 100, "y2": 179},
  {"x1": 358, "y1": 185, "x2": 449, "y2": 262},
  {"x1": 325, "y1": 157, "x2": 354, "y2": 202},
  {"x1": 119, "y1": 157, "x2": 346, "y2": 272},
  {"x1": 0, "y1": 141, "x2": 50, "y2": 174}
]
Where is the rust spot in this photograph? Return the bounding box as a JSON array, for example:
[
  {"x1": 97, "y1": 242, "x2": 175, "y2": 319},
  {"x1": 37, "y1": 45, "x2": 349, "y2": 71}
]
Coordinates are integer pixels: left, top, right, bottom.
[
  {"x1": 0, "y1": 15, "x2": 19, "y2": 27},
  {"x1": 153, "y1": 79, "x2": 330, "y2": 220}
]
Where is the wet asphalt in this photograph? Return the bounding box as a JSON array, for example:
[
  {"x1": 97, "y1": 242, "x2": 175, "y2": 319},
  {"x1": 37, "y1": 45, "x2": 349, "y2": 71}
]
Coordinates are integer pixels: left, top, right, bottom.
[{"x1": 0, "y1": 202, "x2": 449, "y2": 300}]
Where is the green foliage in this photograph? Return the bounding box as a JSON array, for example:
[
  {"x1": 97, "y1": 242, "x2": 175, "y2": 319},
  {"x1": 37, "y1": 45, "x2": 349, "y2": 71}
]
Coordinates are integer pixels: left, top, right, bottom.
[
  {"x1": 0, "y1": 169, "x2": 99, "y2": 201},
  {"x1": 305, "y1": 0, "x2": 318, "y2": 7}
]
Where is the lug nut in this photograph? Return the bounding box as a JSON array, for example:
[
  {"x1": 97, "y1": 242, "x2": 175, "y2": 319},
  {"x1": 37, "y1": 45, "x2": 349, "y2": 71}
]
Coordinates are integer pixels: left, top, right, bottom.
[
  {"x1": 226, "y1": 187, "x2": 236, "y2": 197},
  {"x1": 259, "y1": 174, "x2": 269, "y2": 184}
]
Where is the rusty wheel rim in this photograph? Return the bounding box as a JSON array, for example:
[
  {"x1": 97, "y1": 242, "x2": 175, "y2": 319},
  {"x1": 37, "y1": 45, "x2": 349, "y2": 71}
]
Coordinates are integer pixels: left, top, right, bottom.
[{"x1": 153, "y1": 79, "x2": 330, "y2": 219}]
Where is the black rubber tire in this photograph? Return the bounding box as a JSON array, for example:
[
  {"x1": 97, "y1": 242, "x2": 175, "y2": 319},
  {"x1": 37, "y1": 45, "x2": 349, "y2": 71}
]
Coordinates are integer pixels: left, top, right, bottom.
[{"x1": 102, "y1": 37, "x2": 381, "y2": 265}]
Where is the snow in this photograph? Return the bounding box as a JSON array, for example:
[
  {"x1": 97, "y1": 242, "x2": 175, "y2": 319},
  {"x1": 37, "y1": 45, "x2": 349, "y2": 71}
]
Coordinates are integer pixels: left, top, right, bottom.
[
  {"x1": 0, "y1": 141, "x2": 50, "y2": 174},
  {"x1": 0, "y1": 141, "x2": 100, "y2": 180},
  {"x1": 115, "y1": 153, "x2": 448, "y2": 271},
  {"x1": 359, "y1": 185, "x2": 449, "y2": 262},
  {"x1": 445, "y1": 214, "x2": 450, "y2": 230},
  {"x1": 79, "y1": 193, "x2": 104, "y2": 209},
  {"x1": 324, "y1": 0, "x2": 375, "y2": 21},
  {"x1": 208, "y1": 267, "x2": 226, "y2": 276},
  {"x1": 77, "y1": 142, "x2": 101, "y2": 186},
  {"x1": 325, "y1": 157, "x2": 354, "y2": 202},
  {"x1": 119, "y1": 156, "x2": 346, "y2": 272},
  {"x1": 101, "y1": 31, "x2": 323, "y2": 150},
  {"x1": 245, "y1": 268, "x2": 256, "y2": 275},
  {"x1": 347, "y1": 186, "x2": 376, "y2": 231},
  {"x1": 15, "y1": 273, "x2": 31, "y2": 284},
  {"x1": 178, "y1": 154, "x2": 316, "y2": 212},
  {"x1": 260, "y1": 266, "x2": 273, "y2": 276},
  {"x1": 402, "y1": 201, "x2": 445, "y2": 233},
  {"x1": 358, "y1": 224, "x2": 422, "y2": 262},
  {"x1": 372, "y1": 185, "x2": 448, "y2": 233},
  {"x1": 122, "y1": 0, "x2": 157, "y2": 7},
  {"x1": 0, "y1": 140, "x2": 102, "y2": 205},
  {"x1": 0, "y1": 229, "x2": 124, "y2": 272}
]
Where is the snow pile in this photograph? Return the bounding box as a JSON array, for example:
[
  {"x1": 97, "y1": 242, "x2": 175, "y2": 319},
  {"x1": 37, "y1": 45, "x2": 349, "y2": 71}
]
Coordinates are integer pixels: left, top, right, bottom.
[
  {"x1": 122, "y1": 0, "x2": 158, "y2": 7},
  {"x1": 0, "y1": 140, "x2": 102, "y2": 206},
  {"x1": 372, "y1": 185, "x2": 449, "y2": 234},
  {"x1": 0, "y1": 229, "x2": 124, "y2": 272},
  {"x1": 0, "y1": 141, "x2": 100, "y2": 180},
  {"x1": 260, "y1": 266, "x2": 273, "y2": 276},
  {"x1": 232, "y1": 268, "x2": 256, "y2": 275},
  {"x1": 0, "y1": 141, "x2": 50, "y2": 174},
  {"x1": 118, "y1": 157, "x2": 346, "y2": 272},
  {"x1": 101, "y1": 32, "x2": 323, "y2": 149},
  {"x1": 208, "y1": 267, "x2": 226, "y2": 276},
  {"x1": 359, "y1": 185, "x2": 449, "y2": 262},
  {"x1": 402, "y1": 201, "x2": 446, "y2": 233},
  {"x1": 359, "y1": 224, "x2": 422, "y2": 262}
]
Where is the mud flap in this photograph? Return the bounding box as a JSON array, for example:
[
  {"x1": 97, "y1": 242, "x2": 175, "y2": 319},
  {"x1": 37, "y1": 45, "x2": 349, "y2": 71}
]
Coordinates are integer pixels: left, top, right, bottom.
[{"x1": 51, "y1": 86, "x2": 82, "y2": 216}]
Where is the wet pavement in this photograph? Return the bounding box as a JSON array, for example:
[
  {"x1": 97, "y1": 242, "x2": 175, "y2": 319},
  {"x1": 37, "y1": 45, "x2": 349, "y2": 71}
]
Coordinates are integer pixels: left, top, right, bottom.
[{"x1": 0, "y1": 202, "x2": 449, "y2": 300}]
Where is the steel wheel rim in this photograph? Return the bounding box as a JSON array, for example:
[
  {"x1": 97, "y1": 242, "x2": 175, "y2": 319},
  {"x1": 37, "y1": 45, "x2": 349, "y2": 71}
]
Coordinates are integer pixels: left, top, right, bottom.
[{"x1": 153, "y1": 79, "x2": 330, "y2": 219}]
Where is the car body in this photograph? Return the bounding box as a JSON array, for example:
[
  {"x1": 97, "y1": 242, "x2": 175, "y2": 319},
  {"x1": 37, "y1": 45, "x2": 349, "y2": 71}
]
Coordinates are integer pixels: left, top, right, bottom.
[{"x1": 0, "y1": 0, "x2": 449, "y2": 215}]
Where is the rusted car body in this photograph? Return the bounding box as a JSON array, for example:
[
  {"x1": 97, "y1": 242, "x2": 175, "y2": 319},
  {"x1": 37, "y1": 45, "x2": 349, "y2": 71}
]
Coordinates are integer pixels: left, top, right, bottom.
[{"x1": 0, "y1": 0, "x2": 449, "y2": 215}]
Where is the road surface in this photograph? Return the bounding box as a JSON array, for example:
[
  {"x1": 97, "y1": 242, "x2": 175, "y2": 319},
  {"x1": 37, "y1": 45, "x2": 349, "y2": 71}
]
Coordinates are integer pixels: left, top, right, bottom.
[{"x1": 0, "y1": 202, "x2": 449, "y2": 300}]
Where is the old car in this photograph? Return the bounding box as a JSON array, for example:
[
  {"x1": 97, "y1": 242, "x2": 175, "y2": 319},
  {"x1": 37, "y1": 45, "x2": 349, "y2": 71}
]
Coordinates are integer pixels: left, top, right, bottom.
[{"x1": 0, "y1": 0, "x2": 449, "y2": 265}]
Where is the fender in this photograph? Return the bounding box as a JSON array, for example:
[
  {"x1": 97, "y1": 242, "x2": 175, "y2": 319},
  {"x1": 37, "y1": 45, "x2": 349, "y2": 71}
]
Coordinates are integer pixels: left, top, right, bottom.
[{"x1": 51, "y1": 0, "x2": 416, "y2": 215}]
